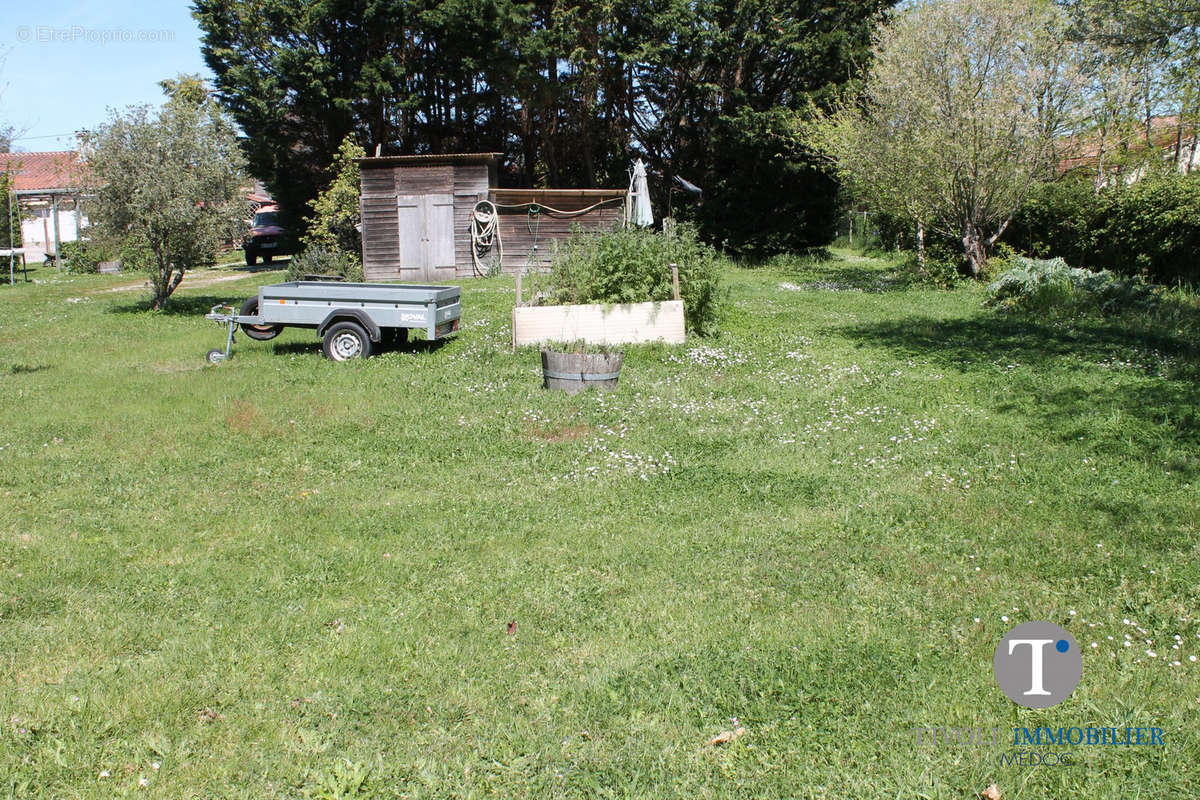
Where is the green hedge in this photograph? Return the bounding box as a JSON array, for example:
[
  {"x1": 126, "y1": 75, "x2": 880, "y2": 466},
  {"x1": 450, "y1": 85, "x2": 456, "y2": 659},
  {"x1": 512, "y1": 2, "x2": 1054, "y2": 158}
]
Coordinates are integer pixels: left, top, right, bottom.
[
  {"x1": 1007, "y1": 172, "x2": 1200, "y2": 285},
  {"x1": 867, "y1": 172, "x2": 1200, "y2": 285}
]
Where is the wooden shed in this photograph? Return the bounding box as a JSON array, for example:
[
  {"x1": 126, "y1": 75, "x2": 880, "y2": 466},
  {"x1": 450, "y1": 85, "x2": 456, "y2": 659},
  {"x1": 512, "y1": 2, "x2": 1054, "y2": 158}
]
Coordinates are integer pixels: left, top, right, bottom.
[{"x1": 358, "y1": 153, "x2": 626, "y2": 282}]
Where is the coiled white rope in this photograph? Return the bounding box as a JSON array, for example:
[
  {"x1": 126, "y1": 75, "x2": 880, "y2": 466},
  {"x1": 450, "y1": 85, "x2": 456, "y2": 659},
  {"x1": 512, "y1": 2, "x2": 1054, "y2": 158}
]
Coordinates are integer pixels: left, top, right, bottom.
[{"x1": 470, "y1": 200, "x2": 502, "y2": 276}]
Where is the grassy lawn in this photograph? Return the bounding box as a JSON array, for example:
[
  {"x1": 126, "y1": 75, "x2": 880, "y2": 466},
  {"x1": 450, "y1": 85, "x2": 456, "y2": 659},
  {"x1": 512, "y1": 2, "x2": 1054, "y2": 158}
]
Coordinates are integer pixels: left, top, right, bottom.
[{"x1": 0, "y1": 252, "x2": 1197, "y2": 798}]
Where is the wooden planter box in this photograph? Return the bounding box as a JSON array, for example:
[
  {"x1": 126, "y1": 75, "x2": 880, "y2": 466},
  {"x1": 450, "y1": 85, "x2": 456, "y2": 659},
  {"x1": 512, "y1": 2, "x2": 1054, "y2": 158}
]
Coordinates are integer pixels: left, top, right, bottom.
[
  {"x1": 511, "y1": 265, "x2": 686, "y2": 348},
  {"x1": 513, "y1": 300, "x2": 685, "y2": 348}
]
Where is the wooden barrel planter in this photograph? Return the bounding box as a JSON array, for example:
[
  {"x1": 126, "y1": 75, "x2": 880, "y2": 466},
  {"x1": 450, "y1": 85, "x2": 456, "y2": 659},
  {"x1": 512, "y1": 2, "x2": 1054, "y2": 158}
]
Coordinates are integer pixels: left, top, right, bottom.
[{"x1": 541, "y1": 350, "x2": 624, "y2": 393}]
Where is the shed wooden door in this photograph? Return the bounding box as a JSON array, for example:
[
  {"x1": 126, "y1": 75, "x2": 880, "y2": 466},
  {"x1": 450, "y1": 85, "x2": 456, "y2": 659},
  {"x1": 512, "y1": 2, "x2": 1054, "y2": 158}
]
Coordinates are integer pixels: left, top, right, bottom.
[{"x1": 397, "y1": 194, "x2": 455, "y2": 281}]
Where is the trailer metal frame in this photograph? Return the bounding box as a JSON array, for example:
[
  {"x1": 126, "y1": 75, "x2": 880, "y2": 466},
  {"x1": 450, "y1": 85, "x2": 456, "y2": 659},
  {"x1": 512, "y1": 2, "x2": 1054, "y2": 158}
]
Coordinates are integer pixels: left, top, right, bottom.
[{"x1": 203, "y1": 280, "x2": 461, "y2": 363}]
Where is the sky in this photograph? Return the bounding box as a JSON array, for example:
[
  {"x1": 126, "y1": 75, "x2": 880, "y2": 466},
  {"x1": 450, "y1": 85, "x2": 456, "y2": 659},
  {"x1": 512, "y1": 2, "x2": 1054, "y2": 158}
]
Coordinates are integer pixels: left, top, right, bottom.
[{"x1": 1, "y1": 0, "x2": 213, "y2": 151}]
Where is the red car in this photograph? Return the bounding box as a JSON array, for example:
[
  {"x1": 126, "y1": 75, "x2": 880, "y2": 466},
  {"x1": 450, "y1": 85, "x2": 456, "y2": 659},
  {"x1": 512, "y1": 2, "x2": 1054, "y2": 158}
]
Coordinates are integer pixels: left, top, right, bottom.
[{"x1": 244, "y1": 205, "x2": 291, "y2": 266}]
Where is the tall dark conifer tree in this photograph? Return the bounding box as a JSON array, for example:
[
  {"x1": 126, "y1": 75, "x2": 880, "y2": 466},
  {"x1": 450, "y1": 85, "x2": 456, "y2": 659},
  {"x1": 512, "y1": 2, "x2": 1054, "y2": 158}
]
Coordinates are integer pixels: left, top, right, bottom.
[{"x1": 194, "y1": 0, "x2": 889, "y2": 255}]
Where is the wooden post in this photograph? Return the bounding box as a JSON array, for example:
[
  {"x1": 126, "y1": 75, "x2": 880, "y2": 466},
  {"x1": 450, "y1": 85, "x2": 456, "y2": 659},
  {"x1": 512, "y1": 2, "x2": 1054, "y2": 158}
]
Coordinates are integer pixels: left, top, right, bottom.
[
  {"x1": 51, "y1": 195, "x2": 62, "y2": 268},
  {"x1": 512, "y1": 270, "x2": 523, "y2": 353},
  {"x1": 7, "y1": 187, "x2": 14, "y2": 286},
  {"x1": 671, "y1": 263, "x2": 680, "y2": 301}
]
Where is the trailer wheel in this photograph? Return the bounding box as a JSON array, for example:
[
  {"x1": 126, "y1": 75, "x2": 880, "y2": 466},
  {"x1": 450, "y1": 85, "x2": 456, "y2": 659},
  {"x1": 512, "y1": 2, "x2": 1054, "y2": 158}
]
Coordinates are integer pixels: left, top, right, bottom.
[
  {"x1": 239, "y1": 297, "x2": 282, "y2": 341},
  {"x1": 206, "y1": 348, "x2": 226, "y2": 365},
  {"x1": 323, "y1": 320, "x2": 372, "y2": 361},
  {"x1": 245, "y1": 251, "x2": 257, "y2": 266}
]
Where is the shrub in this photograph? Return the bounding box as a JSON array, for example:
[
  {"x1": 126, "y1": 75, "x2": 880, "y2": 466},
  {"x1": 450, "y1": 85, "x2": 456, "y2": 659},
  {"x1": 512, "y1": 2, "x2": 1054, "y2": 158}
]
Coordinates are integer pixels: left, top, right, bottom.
[
  {"x1": 286, "y1": 246, "x2": 364, "y2": 283},
  {"x1": 60, "y1": 238, "x2": 120, "y2": 273},
  {"x1": 1007, "y1": 172, "x2": 1200, "y2": 284},
  {"x1": 303, "y1": 135, "x2": 365, "y2": 254},
  {"x1": 59, "y1": 241, "x2": 97, "y2": 273},
  {"x1": 0, "y1": 172, "x2": 18, "y2": 249},
  {"x1": 1004, "y1": 175, "x2": 1098, "y2": 266},
  {"x1": 870, "y1": 212, "x2": 973, "y2": 285},
  {"x1": 546, "y1": 224, "x2": 725, "y2": 336},
  {"x1": 1101, "y1": 174, "x2": 1200, "y2": 284},
  {"x1": 118, "y1": 237, "x2": 156, "y2": 273},
  {"x1": 985, "y1": 256, "x2": 1157, "y2": 315}
]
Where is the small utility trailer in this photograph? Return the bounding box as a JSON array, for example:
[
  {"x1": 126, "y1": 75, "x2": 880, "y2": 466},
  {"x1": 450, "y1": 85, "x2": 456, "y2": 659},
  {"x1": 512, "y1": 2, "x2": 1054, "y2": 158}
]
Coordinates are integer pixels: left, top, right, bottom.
[{"x1": 204, "y1": 280, "x2": 461, "y2": 363}]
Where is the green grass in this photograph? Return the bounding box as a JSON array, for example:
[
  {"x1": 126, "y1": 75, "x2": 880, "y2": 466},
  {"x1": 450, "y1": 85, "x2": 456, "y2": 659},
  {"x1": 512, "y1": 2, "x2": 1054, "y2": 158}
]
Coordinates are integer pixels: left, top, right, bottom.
[{"x1": 0, "y1": 253, "x2": 1197, "y2": 798}]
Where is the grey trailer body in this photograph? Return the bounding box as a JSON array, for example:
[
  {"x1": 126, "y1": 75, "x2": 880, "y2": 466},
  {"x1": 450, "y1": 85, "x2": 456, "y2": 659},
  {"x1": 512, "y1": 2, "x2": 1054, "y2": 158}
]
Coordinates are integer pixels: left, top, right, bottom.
[
  {"x1": 204, "y1": 280, "x2": 461, "y2": 363},
  {"x1": 254, "y1": 281, "x2": 461, "y2": 340}
]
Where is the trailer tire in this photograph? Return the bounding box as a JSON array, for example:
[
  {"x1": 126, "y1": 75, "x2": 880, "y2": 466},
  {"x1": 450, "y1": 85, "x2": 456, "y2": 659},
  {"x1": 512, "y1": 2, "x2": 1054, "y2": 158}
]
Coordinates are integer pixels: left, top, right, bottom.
[
  {"x1": 245, "y1": 251, "x2": 257, "y2": 266},
  {"x1": 239, "y1": 297, "x2": 282, "y2": 341},
  {"x1": 323, "y1": 320, "x2": 372, "y2": 361}
]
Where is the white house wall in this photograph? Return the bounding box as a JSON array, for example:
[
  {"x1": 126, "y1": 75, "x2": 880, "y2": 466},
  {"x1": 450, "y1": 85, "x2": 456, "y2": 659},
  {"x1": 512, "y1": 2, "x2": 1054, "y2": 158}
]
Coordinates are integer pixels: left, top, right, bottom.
[{"x1": 18, "y1": 207, "x2": 84, "y2": 261}]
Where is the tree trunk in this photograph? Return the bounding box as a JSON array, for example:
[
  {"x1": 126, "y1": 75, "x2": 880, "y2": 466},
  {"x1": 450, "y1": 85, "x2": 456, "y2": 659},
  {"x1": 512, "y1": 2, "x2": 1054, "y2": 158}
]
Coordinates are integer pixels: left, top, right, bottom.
[
  {"x1": 915, "y1": 221, "x2": 926, "y2": 275},
  {"x1": 151, "y1": 252, "x2": 184, "y2": 310},
  {"x1": 962, "y1": 224, "x2": 986, "y2": 278}
]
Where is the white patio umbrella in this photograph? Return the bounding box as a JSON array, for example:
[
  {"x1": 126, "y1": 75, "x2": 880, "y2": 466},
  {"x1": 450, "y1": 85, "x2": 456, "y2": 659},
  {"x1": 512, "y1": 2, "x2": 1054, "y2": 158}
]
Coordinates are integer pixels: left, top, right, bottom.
[{"x1": 628, "y1": 159, "x2": 654, "y2": 227}]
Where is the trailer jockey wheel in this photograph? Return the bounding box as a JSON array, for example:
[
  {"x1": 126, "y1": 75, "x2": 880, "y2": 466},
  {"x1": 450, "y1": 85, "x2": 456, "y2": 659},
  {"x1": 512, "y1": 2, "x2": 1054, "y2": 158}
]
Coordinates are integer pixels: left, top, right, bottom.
[
  {"x1": 206, "y1": 348, "x2": 226, "y2": 365},
  {"x1": 322, "y1": 320, "x2": 372, "y2": 361}
]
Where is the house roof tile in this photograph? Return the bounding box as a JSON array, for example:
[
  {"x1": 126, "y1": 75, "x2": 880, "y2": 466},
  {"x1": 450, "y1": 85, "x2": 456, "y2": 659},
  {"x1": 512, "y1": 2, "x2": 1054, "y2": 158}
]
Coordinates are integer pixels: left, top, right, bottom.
[{"x1": 0, "y1": 151, "x2": 81, "y2": 192}]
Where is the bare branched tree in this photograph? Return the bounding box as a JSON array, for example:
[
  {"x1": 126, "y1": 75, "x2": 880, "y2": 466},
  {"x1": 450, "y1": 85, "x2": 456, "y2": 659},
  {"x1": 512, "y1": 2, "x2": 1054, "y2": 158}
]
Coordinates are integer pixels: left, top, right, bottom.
[{"x1": 807, "y1": 0, "x2": 1083, "y2": 276}]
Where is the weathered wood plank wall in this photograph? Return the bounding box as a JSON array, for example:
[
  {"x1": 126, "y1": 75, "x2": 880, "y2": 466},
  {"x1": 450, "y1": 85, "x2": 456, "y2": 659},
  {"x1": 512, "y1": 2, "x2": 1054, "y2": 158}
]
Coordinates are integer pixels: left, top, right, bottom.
[
  {"x1": 489, "y1": 190, "x2": 625, "y2": 274},
  {"x1": 359, "y1": 155, "x2": 625, "y2": 281},
  {"x1": 453, "y1": 167, "x2": 490, "y2": 276},
  {"x1": 361, "y1": 167, "x2": 401, "y2": 281}
]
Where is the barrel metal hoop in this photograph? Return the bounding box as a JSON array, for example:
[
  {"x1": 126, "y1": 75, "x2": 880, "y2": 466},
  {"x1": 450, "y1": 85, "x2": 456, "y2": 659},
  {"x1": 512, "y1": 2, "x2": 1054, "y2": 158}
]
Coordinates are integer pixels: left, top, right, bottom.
[{"x1": 543, "y1": 369, "x2": 622, "y2": 381}]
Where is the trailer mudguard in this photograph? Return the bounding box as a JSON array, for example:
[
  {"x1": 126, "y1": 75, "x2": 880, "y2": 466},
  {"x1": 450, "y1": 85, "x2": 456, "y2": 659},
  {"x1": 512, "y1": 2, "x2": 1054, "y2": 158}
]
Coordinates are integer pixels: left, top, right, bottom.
[{"x1": 317, "y1": 309, "x2": 383, "y2": 342}]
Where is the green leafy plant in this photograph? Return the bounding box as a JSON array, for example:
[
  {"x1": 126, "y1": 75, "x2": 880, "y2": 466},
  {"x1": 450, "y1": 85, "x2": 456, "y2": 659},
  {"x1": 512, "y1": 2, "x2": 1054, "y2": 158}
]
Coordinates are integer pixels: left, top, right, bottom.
[
  {"x1": 0, "y1": 171, "x2": 19, "y2": 249},
  {"x1": 985, "y1": 256, "x2": 1158, "y2": 315},
  {"x1": 539, "y1": 339, "x2": 622, "y2": 355},
  {"x1": 545, "y1": 224, "x2": 725, "y2": 335},
  {"x1": 302, "y1": 759, "x2": 372, "y2": 799},
  {"x1": 286, "y1": 246, "x2": 364, "y2": 283},
  {"x1": 60, "y1": 237, "x2": 123, "y2": 274},
  {"x1": 303, "y1": 135, "x2": 365, "y2": 254}
]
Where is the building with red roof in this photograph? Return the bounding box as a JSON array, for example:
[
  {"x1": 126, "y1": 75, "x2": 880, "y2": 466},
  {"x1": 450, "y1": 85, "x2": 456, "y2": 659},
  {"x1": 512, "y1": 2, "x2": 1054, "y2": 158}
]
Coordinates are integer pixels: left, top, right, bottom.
[{"x1": 0, "y1": 150, "x2": 86, "y2": 262}]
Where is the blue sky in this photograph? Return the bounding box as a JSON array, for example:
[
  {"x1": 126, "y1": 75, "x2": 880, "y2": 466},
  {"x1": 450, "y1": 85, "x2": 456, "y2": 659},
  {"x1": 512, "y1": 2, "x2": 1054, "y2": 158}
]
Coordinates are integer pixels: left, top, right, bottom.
[{"x1": 1, "y1": 0, "x2": 213, "y2": 151}]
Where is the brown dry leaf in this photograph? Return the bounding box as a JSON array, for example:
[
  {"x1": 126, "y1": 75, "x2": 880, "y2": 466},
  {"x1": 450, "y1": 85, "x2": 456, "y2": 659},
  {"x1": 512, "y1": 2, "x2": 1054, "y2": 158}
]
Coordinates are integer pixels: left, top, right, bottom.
[
  {"x1": 980, "y1": 784, "x2": 1001, "y2": 800},
  {"x1": 709, "y1": 726, "x2": 746, "y2": 746},
  {"x1": 197, "y1": 708, "x2": 225, "y2": 724},
  {"x1": 506, "y1": 621, "x2": 518, "y2": 636}
]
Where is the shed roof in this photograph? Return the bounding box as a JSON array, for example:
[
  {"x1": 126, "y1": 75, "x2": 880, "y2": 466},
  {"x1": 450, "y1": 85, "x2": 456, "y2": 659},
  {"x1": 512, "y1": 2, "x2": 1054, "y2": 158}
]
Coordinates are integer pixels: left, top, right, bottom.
[
  {"x1": 0, "y1": 151, "x2": 81, "y2": 192},
  {"x1": 357, "y1": 152, "x2": 502, "y2": 168}
]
